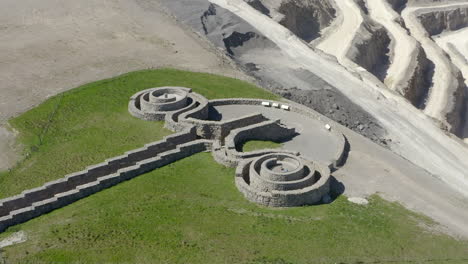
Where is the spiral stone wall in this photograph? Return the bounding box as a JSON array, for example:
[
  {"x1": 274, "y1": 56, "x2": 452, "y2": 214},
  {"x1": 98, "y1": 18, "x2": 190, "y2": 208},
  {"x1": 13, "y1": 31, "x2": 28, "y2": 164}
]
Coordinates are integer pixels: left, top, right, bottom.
[
  {"x1": 235, "y1": 153, "x2": 331, "y2": 207},
  {"x1": 0, "y1": 86, "x2": 348, "y2": 232},
  {"x1": 129, "y1": 87, "x2": 195, "y2": 121}
]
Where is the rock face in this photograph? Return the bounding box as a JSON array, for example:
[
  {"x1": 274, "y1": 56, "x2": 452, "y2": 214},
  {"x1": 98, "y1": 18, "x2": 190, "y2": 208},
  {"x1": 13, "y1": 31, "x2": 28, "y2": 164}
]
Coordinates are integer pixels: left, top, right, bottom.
[
  {"x1": 444, "y1": 72, "x2": 467, "y2": 136},
  {"x1": 200, "y1": 3, "x2": 277, "y2": 57},
  {"x1": 354, "y1": 0, "x2": 369, "y2": 14},
  {"x1": 275, "y1": 0, "x2": 336, "y2": 42},
  {"x1": 387, "y1": 0, "x2": 408, "y2": 13},
  {"x1": 409, "y1": 6, "x2": 468, "y2": 137},
  {"x1": 201, "y1": 4, "x2": 217, "y2": 34},
  {"x1": 245, "y1": 0, "x2": 270, "y2": 16},
  {"x1": 164, "y1": 0, "x2": 468, "y2": 141},
  {"x1": 223, "y1": 31, "x2": 258, "y2": 55},
  {"x1": 245, "y1": 0, "x2": 336, "y2": 42},
  {"x1": 401, "y1": 46, "x2": 433, "y2": 108},
  {"x1": 418, "y1": 6, "x2": 468, "y2": 35},
  {"x1": 161, "y1": 0, "x2": 387, "y2": 145},
  {"x1": 348, "y1": 22, "x2": 392, "y2": 81},
  {"x1": 359, "y1": 2, "x2": 468, "y2": 137}
]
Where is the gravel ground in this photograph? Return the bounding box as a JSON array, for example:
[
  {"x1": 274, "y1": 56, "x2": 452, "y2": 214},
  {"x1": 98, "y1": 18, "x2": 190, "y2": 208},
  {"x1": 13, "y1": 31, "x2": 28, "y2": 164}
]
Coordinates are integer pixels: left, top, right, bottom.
[
  {"x1": 276, "y1": 87, "x2": 387, "y2": 145},
  {"x1": 161, "y1": 0, "x2": 468, "y2": 237},
  {"x1": 161, "y1": 0, "x2": 387, "y2": 145},
  {"x1": 1, "y1": 0, "x2": 468, "y2": 238},
  {"x1": 0, "y1": 0, "x2": 250, "y2": 170}
]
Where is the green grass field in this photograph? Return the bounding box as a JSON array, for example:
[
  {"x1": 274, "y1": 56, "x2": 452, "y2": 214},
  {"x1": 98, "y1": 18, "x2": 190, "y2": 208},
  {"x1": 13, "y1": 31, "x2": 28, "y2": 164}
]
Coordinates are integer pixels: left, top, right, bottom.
[
  {"x1": 1, "y1": 69, "x2": 467, "y2": 263},
  {"x1": 0, "y1": 69, "x2": 278, "y2": 199},
  {"x1": 241, "y1": 140, "x2": 282, "y2": 152}
]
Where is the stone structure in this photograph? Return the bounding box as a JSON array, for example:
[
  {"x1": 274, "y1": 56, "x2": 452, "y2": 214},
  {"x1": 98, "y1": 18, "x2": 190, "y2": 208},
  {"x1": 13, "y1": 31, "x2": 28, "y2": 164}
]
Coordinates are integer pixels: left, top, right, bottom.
[
  {"x1": 236, "y1": 153, "x2": 330, "y2": 207},
  {"x1": 129, "y1": 87, "x2": 193, "y2": 121},
  {"x1": 0, "y1": 86, "x2": 347, "y2": 232}
]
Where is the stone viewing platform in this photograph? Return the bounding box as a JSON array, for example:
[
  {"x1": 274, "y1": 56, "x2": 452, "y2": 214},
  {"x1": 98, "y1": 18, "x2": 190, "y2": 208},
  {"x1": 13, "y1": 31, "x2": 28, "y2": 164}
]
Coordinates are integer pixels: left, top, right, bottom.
[{"x1": 0, "y1": 86, "x2": 347, "y2": 232}]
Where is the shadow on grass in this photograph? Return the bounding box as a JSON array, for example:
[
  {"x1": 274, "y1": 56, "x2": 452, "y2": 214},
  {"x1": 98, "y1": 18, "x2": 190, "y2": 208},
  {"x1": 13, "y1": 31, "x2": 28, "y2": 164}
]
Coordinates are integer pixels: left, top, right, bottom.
[{"x1": 329, "y1": 176, "x2": 345, "y2": 203}]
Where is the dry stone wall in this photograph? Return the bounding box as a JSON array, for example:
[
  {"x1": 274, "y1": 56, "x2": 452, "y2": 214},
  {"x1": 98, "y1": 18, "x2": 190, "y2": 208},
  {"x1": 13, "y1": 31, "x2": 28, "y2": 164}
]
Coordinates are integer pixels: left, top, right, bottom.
[
  {"x1": 0, "y1": 137, "x2": 210, "y2": 232},
  {"x1": 212, "y1": 119, "x2": 299, "y2": 168},
  {"x1": 0, "y1": 87, "x2": 349, "y2": 232},
  {"x1": 235, "y1": 153, "x2": 331, "y2": 207}
]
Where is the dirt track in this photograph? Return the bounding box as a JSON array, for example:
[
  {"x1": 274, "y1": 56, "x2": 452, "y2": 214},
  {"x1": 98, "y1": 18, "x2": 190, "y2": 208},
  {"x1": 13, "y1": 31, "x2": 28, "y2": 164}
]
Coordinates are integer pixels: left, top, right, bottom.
[
  {"x1": 402, "y1": 3, "x2": 468, "y2": 125},
  {"x1": 366, "y1": 0, "x2": 420, "y2": 92},
  {"x1": 316, "y1": 0, "x2": 363, "y2": 68},
  {"x1": 209, "y1": 0, "x2": 468, "y2": 197},
  {"x1": 0, "y1": 0, "x2": 248, "y2": 170}
]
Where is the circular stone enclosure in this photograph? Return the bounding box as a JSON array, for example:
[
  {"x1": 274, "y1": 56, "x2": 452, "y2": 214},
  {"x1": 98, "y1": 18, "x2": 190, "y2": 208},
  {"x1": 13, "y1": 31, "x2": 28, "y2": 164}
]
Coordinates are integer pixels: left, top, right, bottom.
[
  {"x1": 236, "y1": 153, "x2": 331, "y2": 207},
  {"x1": 260, "y1": 156, "x2": 305, "y2": 181},
  {"x1": 128, "y1": 86, "x2": 193, "y2": 121},
  {"x1": 140, "y1": 87, "x2": 189, "y2": 112}
]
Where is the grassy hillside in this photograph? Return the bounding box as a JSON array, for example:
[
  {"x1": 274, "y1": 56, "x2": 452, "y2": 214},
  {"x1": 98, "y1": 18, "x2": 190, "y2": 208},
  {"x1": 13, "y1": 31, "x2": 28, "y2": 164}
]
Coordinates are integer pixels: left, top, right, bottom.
[
  {"x1": 0, "y1": 69, "x2": 467, "y2": 263},
  {"x1": 0, "y1": 69, "x2": 278, "y2": 198}
]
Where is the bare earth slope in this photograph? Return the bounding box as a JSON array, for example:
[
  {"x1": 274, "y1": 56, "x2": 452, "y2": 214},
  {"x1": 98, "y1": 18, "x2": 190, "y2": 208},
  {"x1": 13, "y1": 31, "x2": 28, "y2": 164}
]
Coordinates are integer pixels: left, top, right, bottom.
[
  {"x1": 159, "y1": 0, "x2": 468, "y2": 237},
  {"x1": 434, "y1": 27, "x2": 468, "y2": 139},
  {"x1": 0, "y1": 0, "x2": 249, "y2": 170},
  {"x1": 316, "y1": 0, "x2": 364, "y2": 70},
  {"x1": 402, "y1": 3, "x2": 468, "y2": 135},
  {"x1": 195, "y1": 0, "x2": 468, "y2": 202},
  {"x1": 366, "y1": 0, "x2": 428, "y2": 104}
]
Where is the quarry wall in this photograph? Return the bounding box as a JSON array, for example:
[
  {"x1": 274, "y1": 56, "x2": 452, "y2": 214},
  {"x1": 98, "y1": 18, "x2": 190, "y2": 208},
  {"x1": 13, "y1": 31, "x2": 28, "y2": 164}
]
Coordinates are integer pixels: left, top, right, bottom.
[{"x1": 417, "y1": 6, "x2": 468, "y2": 35}]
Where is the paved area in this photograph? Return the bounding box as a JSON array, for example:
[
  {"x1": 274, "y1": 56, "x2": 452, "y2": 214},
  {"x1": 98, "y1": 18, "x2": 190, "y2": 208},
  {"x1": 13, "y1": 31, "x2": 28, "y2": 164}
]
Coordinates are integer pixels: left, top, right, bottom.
[
  {"x1": 212, "y1": 104, "x2": 342, "y2": 164},
  {"x1": 334, "y1": 128, "x2": 468, "y2": 238},
  {"x1": 214, "y1": 100, "x2": 468, "y2": 238}
]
